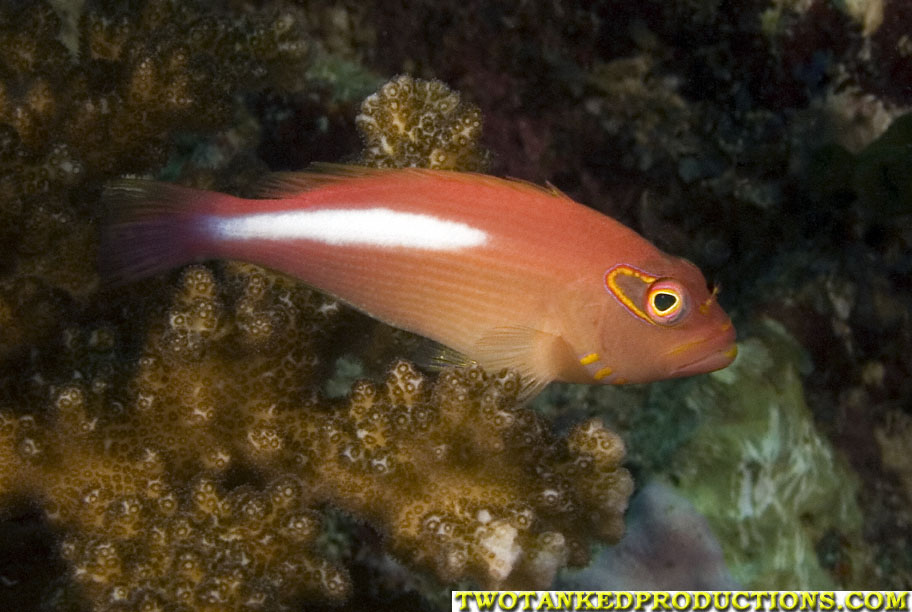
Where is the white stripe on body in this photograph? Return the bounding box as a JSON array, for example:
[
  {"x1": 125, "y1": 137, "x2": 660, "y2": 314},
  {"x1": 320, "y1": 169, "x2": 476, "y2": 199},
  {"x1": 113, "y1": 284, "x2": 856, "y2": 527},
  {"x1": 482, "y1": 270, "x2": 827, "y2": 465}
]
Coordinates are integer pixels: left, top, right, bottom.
[{"x1": 210, "y1": 207, "x2": 487, "y2": 250}]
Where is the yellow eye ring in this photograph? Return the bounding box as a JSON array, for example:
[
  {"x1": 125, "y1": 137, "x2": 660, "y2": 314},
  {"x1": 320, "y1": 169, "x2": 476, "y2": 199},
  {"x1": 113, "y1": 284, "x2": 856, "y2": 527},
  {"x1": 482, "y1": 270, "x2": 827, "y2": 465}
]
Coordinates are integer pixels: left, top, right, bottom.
[{"x1": 645, "y1": 280, "x2": 688, "y2": 325}]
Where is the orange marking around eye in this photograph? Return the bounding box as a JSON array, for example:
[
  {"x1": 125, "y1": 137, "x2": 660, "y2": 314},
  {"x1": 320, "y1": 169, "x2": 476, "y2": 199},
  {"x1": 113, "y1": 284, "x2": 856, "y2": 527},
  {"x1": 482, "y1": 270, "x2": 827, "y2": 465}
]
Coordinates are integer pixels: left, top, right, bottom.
[
  {"x1": 593, "y1": 366, "x2": 613, "y2": 380},
  {"x1": 579, "y1": 353, "x2": 599, "y2": 366},
  {"x1": 605, "y1": 264, "x2": 657, "y2": 325}
]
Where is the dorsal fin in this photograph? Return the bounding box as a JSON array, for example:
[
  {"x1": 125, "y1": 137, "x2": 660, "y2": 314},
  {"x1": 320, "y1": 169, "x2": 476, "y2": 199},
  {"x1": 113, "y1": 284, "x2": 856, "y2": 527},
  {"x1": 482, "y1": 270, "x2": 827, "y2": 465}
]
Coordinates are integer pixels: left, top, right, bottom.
[
  {"x1": 254, "y1": 163, "x2": 577, "y2": 204},
  {"x1": 496, "y1": 174, "x2": 576, "y2": 203},
  {"x1": 545, "y1": 180, "x2": 574, "y2": 202},
  {"x1": 253, "y1": 163, "x2": 398, "y2": 198}
]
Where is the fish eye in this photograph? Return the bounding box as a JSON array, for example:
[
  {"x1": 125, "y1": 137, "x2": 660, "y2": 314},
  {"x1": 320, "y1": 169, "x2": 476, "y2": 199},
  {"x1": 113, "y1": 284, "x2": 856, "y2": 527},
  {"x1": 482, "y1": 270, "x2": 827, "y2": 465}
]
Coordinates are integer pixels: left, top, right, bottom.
[
  {"x1": 645, "y1": 279, "x2": 688, "y2": 325},
  {"x1": 653, "y1": 292, "x2": 678, "y2": 312}
]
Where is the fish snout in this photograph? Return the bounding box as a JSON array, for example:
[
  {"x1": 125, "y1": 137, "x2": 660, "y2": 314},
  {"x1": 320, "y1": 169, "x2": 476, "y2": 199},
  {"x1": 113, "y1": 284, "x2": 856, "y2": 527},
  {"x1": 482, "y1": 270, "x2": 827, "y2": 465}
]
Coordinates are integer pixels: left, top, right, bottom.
[{"x1": 668, "y1": 324, "x2": 737, "y2": 377}]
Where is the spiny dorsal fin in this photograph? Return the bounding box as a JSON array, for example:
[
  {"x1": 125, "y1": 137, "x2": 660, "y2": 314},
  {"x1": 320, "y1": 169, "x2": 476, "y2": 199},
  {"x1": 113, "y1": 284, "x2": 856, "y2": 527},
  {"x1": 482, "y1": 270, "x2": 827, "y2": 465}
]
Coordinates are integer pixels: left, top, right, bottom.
[
  {"x1": 254, "y1": 163, "x2": 576, "y2": 203},
  {"x1": 253, "y1": 163, "x2": 397, "y2": 198},
  {"x1": 545, "y1": 180, "x2": 574, "y2": 202}
]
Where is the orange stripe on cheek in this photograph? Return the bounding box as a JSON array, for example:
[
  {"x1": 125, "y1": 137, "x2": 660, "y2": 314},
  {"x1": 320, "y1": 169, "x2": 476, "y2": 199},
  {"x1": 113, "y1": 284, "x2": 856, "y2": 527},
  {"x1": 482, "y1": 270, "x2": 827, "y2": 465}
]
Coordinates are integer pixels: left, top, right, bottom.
[
  {"x1": 579, "y1": 352, "x2": 599, "y2": 366},
  {"x1": 664, "y1": 335, "x2": 712, "y2": 356},
  {"x1": 593, "y1": 366, "x2": 613, "y2": 380}
]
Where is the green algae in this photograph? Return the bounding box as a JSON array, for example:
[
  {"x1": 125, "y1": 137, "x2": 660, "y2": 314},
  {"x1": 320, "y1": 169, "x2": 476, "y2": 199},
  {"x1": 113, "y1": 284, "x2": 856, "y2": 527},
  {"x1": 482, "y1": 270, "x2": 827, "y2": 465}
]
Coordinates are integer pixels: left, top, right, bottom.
[{"x1": 658, "y1": 318, "x2": 864, "y2": 588}]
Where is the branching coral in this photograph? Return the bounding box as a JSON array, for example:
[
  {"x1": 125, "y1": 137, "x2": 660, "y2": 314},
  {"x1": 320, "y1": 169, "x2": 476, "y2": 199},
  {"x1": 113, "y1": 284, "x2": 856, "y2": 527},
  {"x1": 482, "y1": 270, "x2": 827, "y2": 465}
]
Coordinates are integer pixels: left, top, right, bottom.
[
  {"x1": 0, "y1": 69, "x2": 633, "y2": 609},
  {"x1": 356, "y1": 74, "x2": 490, "y2": 170},
  {"x1": 0, "y1": 264, "x2": 351, "y2": 609},
  {"x1": 586, "y1": 55, "x2": 700, "y2": 175},
  {"x1": 0, "y1": 262, "x2": 631, "y2": 610},
  {"x1": 315, "y1": 366, "x2": 631, "y2": 587},
  {"x1": 0, "y1": 0, "x2": 311, "y2": 356}
]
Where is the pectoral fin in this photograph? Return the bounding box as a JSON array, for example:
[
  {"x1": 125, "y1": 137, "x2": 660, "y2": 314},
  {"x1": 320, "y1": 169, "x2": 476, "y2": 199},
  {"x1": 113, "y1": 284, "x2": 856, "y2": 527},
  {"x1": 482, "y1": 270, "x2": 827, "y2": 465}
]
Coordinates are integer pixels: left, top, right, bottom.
[
  {"x1": 473, "y1": 326, "x2": 568, "y2": 401},
  {"x1": 416, "y1": 327, "x2": 564, "y2": 401},
  {"x1": 414, "y1": 340, "x2": 476, "y2": 371}
]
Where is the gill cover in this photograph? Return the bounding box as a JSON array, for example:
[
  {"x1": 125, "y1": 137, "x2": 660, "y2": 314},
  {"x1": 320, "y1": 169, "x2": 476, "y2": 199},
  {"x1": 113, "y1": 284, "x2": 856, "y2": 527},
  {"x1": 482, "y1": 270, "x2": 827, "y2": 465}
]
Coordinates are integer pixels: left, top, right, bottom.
[{"x1": 604, "y1": 264, "x2": 690, "y2": 326}]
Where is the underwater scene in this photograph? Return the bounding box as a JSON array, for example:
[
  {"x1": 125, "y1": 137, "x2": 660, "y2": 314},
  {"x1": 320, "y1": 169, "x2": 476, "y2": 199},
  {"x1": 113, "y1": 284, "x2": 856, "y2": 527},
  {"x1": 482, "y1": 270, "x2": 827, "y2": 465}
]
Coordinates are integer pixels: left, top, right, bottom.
[{"x1": 0, "y1": 0, "x2": 910, "y2": 609}]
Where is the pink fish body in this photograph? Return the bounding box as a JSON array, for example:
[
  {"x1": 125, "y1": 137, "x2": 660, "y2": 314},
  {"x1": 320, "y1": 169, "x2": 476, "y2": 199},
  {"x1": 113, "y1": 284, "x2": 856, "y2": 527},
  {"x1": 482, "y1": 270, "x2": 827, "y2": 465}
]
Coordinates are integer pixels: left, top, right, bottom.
[{"x1": 103, "y1": 166, "x2": 736, "y2": 396}]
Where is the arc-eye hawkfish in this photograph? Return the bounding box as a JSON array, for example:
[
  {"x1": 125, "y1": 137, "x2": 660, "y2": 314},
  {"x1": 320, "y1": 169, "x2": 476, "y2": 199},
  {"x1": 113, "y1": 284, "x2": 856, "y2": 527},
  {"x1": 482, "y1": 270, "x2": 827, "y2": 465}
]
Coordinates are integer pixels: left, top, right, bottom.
[{"x1": 100, "y1": 165, "x2": 737, "y2": 399}]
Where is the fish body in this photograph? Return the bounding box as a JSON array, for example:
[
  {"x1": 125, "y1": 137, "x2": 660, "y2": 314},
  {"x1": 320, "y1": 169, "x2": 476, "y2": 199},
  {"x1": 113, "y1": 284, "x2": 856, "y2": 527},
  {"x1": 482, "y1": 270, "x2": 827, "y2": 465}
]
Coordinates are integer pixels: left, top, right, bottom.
[{"x1": 102, "y1": 166, "x2": 736, "y2": 396}]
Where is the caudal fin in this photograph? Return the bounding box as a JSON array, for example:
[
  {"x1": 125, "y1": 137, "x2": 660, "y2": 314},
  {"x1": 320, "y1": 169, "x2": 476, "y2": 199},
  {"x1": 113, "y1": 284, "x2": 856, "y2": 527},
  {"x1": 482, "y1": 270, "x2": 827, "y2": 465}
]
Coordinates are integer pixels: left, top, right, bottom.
[{"x1": 99, "y1": 180, "x2": 217, "y2": 285}]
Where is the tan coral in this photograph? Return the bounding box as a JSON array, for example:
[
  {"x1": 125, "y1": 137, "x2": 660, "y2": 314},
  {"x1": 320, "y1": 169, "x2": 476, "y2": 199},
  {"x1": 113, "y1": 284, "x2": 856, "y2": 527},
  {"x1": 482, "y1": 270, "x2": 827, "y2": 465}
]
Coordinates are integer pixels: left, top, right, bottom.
[
  {"x1": 0, "y1": 72, "x2": 635, "y2": 608},
  {"x1": 0, "y1": 0, "x2": 313, "y2": 361},
  {"x1": 357, "y1": 75, "x2": 490, "y2": 171},
  {"x1": 0, "y1": 258, "x2": 632, "y2": 608},
  {"x1": 296, "y1": 362, "x2": 632, "y2": 588}
]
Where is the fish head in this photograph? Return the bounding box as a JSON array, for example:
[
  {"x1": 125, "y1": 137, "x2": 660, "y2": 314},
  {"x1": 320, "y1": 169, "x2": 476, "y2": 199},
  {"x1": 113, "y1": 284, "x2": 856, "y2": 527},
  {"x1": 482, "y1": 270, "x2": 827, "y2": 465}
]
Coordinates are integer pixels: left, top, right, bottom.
[{"x1": 582, "y1": 257, "x2": 736, "y2": 384}]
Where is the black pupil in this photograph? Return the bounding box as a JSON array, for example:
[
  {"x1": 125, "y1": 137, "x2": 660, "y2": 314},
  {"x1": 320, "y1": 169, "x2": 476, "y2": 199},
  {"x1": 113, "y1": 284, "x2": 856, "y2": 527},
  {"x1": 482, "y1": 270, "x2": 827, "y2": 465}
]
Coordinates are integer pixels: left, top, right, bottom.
[{"x1": 654, "y1": 292, "x2": 677, "y2": 312}]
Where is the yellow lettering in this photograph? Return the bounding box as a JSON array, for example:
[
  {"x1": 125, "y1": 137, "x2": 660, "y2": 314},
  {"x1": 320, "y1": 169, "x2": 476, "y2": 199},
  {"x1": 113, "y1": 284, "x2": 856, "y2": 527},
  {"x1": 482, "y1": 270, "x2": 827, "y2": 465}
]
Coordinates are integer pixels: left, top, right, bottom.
[
  {"x1": 886, "y1": 592, "x2": 908, "y2": 611},
  {"x1": 653, "y1": 592, "x2": 671, "y2": 611},
  {"x1": 693, "y1": 592, "x2": 712, "y2": 611},
  {"x1": 474, "y1": 592, "x2": 498, "y2": 610},
  {"x1": 517, "y1": 592, "x2": 535, "y2": 611},
  {"x1": 672, "y1": 593, "x2": 692, "y2": 610},
  {"x1": 799, "y1": 592, "x2": 817, "y2": 610},
  {"x1": 576, "y1": 592, "x2": 596, "y2": 610},
  {"x1": 498, "y1": 592, "x2": 518, "y2": 611},
  {"x1": 556, "y1": 592, "x2": 574, "y2": 609},
  {"x1": 754, "y1": 592, "x2": 772, "y2": 609}
]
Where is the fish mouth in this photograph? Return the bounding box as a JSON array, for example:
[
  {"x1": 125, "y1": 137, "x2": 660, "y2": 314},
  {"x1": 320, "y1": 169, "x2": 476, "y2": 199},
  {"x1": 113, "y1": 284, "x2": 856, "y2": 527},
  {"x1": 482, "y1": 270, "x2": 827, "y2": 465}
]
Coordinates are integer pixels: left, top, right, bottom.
[
  {"x1": 670, "y1": 343, "x2": 738, "y2": 377},
  {"x1": 667, "y1": 323, "x2": 738, "y2": 377}
]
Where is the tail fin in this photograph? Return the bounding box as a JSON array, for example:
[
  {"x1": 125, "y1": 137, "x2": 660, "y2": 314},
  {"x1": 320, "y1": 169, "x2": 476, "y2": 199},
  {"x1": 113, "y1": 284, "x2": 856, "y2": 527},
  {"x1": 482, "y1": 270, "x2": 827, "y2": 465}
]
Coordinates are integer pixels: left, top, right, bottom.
[{"x1": 99, "y1": 180, "x2": 217, "y2": 285}]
